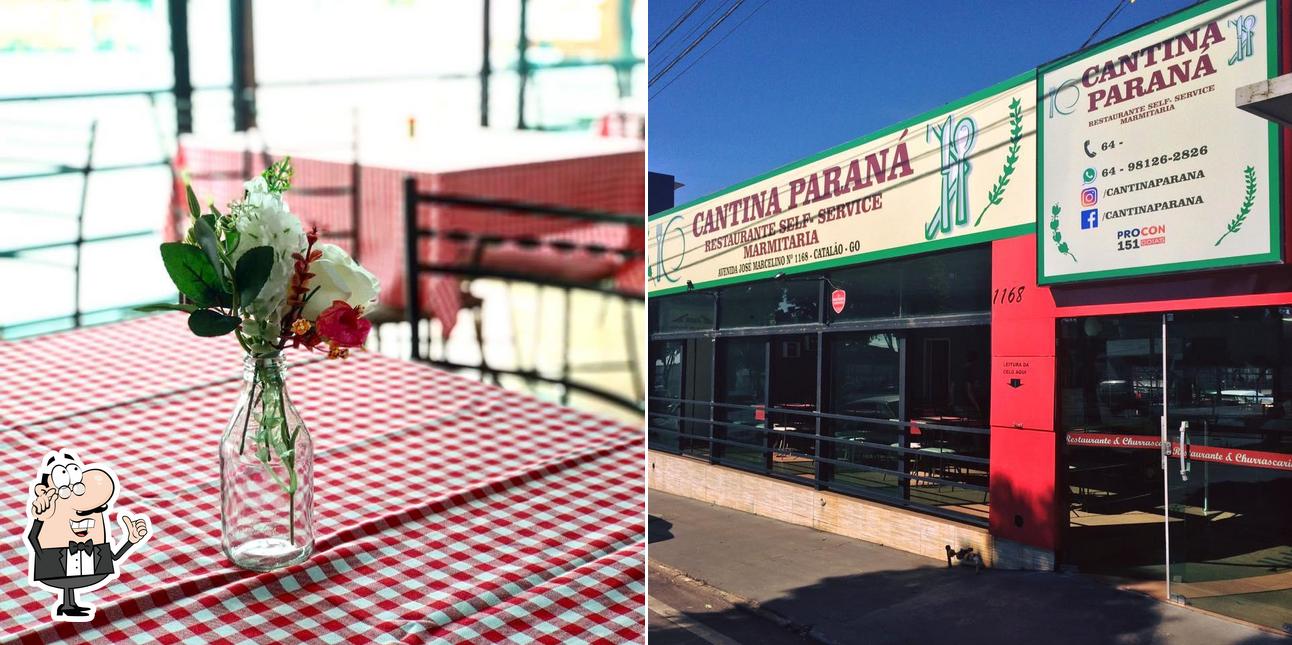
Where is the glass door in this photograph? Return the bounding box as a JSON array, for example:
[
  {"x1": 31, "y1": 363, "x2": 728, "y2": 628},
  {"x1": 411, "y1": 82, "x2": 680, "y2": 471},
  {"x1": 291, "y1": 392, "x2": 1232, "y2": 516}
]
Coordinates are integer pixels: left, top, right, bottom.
[
  {"x1": 1163, "y1": 309, "x2": 1292, "y2": 630},
  {"x1": 1063, "y1": 308, "x2": 1292, "y2": 630},
  {"x1": 1061, "y1": 314, "x2": 1166, "y2": 578}
]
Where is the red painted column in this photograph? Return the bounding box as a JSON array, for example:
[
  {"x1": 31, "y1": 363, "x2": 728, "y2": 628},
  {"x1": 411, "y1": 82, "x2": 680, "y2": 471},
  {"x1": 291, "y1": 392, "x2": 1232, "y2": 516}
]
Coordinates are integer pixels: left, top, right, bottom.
[{"x1": 988, "y1": 234, "x2": 1061, "y2": 555}]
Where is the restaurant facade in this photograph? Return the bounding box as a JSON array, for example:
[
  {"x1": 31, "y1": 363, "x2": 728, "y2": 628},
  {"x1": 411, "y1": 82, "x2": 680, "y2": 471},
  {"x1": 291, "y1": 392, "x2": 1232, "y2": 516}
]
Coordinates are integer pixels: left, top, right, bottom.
[{"x1": 647, "y1": 0, "x2": 1292, "y2": 630}]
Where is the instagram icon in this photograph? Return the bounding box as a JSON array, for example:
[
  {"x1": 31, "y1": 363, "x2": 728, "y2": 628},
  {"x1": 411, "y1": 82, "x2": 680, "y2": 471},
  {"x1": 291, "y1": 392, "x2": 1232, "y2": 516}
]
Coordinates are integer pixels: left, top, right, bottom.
[{"x1": 1080, "y1": 187, "x2": 1098, "y2": 207}]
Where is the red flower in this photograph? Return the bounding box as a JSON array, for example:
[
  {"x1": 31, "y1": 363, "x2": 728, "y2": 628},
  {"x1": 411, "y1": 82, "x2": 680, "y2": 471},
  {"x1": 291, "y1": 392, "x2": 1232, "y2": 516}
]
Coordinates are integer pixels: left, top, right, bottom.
[{"x1": 316, "y1": 300, "x2": 371, "y2": 349}]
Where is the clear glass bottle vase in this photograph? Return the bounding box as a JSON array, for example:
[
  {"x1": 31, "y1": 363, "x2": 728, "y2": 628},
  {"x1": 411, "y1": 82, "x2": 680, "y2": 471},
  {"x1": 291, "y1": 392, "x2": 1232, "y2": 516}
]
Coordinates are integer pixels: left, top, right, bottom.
[{"x1": 220, "y1": 354, "x2": 314, "y2": 571}]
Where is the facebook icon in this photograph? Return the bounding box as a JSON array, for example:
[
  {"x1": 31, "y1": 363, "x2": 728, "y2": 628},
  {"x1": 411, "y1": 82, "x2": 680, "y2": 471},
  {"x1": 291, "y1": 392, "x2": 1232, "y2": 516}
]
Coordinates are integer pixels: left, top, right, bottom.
[{"x1": 1080, "y1": 208, "x2": 1099, "y2": 230}]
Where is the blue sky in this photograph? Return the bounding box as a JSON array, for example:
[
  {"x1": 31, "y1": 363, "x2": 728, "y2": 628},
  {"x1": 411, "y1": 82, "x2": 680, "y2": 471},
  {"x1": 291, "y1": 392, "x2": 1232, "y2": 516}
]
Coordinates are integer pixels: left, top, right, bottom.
[{"x1": 648, "y1": 0, "x2": 1199, "y2": 205}]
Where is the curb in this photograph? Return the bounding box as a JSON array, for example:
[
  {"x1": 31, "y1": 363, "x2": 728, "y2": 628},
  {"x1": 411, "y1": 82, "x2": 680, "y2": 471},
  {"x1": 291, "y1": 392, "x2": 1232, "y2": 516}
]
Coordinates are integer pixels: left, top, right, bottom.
[{"x1": 649, "y1": 560, "x2": 841, "y2": 645}]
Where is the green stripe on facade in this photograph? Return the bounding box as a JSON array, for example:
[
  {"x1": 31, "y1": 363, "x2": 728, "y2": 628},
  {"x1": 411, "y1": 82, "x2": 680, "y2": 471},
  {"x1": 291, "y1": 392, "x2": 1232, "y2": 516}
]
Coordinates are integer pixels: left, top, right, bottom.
[{"x1": 648, "y1": 223, "x2": 1033, "y2": 298}]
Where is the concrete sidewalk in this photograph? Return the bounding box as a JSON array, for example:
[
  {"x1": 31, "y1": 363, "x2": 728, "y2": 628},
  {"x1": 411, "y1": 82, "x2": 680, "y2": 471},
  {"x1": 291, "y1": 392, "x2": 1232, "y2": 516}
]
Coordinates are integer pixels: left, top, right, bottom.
[{"x1": 649, "y1": 491, "x2": 1288, "y2": 644}]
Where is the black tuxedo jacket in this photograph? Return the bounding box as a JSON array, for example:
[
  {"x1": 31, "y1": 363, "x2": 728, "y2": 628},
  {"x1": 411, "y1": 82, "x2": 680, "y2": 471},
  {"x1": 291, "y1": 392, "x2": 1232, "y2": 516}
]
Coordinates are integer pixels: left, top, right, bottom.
[{"x1": 27, "y1": 520, "x2": 132, "y2": 581}]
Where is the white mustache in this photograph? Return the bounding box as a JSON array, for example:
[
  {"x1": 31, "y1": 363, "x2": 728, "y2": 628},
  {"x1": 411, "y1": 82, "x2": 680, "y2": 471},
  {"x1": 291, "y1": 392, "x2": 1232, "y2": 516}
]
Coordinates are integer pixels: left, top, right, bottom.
[{"x1": 69, "y1": 519, "x2": 94, "y2": 530}]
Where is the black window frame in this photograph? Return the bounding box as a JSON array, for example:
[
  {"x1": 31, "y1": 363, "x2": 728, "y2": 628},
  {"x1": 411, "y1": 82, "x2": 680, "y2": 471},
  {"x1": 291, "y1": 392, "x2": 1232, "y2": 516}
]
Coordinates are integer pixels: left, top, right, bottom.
[{"x1": 647, "y1": 243, "x2": 994, "y2": 526}]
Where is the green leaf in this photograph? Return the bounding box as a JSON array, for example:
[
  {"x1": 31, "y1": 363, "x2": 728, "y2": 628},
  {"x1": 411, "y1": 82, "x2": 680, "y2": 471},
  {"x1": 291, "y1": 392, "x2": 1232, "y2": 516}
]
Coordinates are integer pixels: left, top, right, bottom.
[
  {"x1": 224, "y1": 229, "x2": 241, "y2": 254},
  {"x1": 160, "y1": 242, "x2": 224, "y2": 307},
  {"x1": 188, "y1": 309, "x2": 241, "y2": 337},
  {"x1": 134, "y1": 302, "x2": 199, "y2": 313},
  {"x1": 193, "y1": 218, "x2": 227, "y2": 282},
  {"x1": 186, "y1": 184, "x2": 201, "y2": 220},
  {"x1": 235, "y1": 245, "x2": 275, "y2": 305},
  {"x1": 972, "y1": 97, "x2": 1025, "y2": 229}
]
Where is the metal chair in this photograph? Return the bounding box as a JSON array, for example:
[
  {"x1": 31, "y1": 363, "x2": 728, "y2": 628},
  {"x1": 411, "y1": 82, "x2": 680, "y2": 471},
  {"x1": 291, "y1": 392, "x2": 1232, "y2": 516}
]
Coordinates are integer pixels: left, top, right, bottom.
[
  {"x1": 255, "y1": 115, "x2": 364, "y2": 263},
  {"x1": 402, "y1": 177, "x2": 644, "y2": 413}
]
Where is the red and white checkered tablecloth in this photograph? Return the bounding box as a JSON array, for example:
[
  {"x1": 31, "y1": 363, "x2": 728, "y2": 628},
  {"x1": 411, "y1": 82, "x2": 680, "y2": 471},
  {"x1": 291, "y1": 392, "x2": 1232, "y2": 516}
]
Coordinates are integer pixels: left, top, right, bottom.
[
  {"x1": 0, "y1": 314, "x2": 645, "y2": 644},
  {"x1": 172, "y1": 134, "x2": 644, "y2": 337}
]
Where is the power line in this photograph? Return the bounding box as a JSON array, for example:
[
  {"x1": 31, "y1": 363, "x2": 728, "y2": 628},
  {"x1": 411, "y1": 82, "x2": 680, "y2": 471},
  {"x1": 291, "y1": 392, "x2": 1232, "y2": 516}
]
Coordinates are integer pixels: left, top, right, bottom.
[
  {"x1": 649, "y1": 0, "x2": 707, "y2": 54},
  {"x1": 650, "y1": 0, "x2": 775, "y2": 100},
  {"x1": 649, "y1": 0, "x2": 747, "y2": 87},
  {"x1": 1082, "y1": 0, "x2": 1130, "y2": 48},
  {"x1": 653, "y1": 0, "x2": 735, "y2": 70}
]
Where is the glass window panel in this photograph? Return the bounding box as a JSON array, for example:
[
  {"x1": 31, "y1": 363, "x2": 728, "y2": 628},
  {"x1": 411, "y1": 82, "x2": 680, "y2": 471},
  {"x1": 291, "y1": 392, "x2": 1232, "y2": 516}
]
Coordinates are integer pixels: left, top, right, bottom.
[
  {"x1": 681, "y1": 337, "x2": 714, "y2": 459},
  {"x1": 821, "y1": 326, "x2": 990, "y2": 522},
  {"x1": 825, "y1": 333, "x2": 904, "y2": 500},
  {"x1": 648, "y1": 340, "x2": 683, "y2": 453},
  {"x1": 1058, "y1": 314, "x2": 1164, "y2": 437},
  {"x1": 719, "y1": 280, "x2": 818, "y2": 328},
  {"x1": 901, "y1": 246, "x2": 990, "y2": 316},
  {"x1": 828, "y1": 333, "x2": 900, "y2": 420},
  {"x1": 653, "y1": 293, "x2": 714, "y2": 332},
  {"x1": 769, "y1": 334, "x2": 818, "y2": 480},
  {"x1": 716, "y1": 337, "x2": 767, "y2": 470},
  {"x1": 826, "y1": 263, "x2": 900, "y2": 322},
  {"x1": 825, "y1": 245, "x2": 989, "y2": 324},
  {"x1": 906, "y1": 327, "x2": 990, "y2": 428}
]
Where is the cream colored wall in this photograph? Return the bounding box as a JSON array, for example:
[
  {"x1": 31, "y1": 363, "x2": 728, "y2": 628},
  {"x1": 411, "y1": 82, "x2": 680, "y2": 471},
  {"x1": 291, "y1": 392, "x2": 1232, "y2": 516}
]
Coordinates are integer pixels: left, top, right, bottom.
[{"x1": 649, "y1": 450, "x2": 1054, "y2": 571}]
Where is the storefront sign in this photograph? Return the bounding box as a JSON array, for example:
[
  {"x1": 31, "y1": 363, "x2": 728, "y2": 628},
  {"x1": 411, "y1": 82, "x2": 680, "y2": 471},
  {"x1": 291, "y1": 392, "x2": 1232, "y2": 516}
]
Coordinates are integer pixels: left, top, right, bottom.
[
  {"x1": 1066, "y1": 431, "x2": 1292, "y2": 471},
  {"x1": 1038, "y1": 0, "x2": 1280, "y2": 284},
  {"x1": 647, "y1": 73, "x2": 1037, "y2": 295}
]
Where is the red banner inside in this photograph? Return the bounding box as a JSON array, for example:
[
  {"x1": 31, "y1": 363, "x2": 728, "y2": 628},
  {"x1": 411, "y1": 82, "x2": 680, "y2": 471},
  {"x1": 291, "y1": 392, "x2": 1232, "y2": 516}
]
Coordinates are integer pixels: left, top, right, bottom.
[{"x1": 1066, "y1": 431, "x2": 1292, "y2": 472}]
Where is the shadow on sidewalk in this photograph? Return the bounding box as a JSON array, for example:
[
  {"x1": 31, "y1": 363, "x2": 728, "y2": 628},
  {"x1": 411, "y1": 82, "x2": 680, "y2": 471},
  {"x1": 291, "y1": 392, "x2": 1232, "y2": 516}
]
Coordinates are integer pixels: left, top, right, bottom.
[
  {"x1": 649, "y1": 514, "x2": 674, "y2": 544},
  {"x1": 647, "y1": 482, "x2": 1290, "y2": 644},
  {"x1": 655, "y1": 563, "x2": 1289, "y2": 645}
]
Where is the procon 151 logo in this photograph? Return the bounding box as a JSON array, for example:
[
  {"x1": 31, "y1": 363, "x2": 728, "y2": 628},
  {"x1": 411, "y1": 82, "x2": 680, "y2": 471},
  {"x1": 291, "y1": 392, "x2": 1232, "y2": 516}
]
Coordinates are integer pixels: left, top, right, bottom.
[
  {"x1": 649, "y1": 214, "x2": 687, "y2": 285},
  {"x1": 1119, "y1": 224, "x2": 1168, "y2": 248}
]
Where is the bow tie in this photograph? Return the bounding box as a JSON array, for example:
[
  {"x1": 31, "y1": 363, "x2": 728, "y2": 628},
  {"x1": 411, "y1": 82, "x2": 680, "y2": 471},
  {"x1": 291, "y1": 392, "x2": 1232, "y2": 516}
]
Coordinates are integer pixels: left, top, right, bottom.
[{"x1": 67, "y1": 540, "x2": 94, "y2": 555}]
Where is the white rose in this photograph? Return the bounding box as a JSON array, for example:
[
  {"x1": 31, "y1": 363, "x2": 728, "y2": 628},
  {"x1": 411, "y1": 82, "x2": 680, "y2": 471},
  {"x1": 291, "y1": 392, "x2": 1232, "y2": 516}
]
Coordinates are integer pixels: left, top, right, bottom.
[
  {"x1": 229, "y1": 179, "x2": 305, "y2": 324},
  {"x1": 301, "y1": 243, "x2": 379, "y2": 320}
]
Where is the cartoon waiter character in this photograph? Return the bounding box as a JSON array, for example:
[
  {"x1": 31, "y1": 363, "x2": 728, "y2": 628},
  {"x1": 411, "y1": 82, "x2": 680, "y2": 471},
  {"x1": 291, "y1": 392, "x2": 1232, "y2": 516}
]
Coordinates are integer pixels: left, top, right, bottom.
[{"x1": 24, "y1": 451, "x2": 150, "y2": 621}]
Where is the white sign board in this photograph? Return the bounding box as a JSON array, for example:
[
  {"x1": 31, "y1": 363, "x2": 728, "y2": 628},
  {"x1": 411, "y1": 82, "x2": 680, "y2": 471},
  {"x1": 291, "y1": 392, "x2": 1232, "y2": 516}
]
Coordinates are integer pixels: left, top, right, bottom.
[
  {"x1": 647, "y1": 74, "x2": 1037, "y2": 295},
  {"x1": 1038, "y1": 0, "x2": 1280, "y2": 284}
]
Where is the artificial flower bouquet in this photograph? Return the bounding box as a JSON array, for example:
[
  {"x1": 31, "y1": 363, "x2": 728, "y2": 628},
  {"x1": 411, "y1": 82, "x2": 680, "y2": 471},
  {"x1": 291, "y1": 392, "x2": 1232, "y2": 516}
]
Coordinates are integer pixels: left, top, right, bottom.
[
  {"x1": 140, "y1": 158, "x2": 379, "y2": 570},
  {"x1": 142, "y1": 158, "x2": 378, "y2": 357}
]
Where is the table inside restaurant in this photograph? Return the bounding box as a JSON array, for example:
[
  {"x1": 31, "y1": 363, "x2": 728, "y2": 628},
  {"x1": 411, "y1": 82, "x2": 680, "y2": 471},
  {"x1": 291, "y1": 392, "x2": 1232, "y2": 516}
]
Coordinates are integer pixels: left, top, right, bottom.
[
  {"x1": 0, "y1": 314, "x2": 644, "y2": 643},
  {"x1": 174, "y1": 127, "x2": 645, "y2": 335}
]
